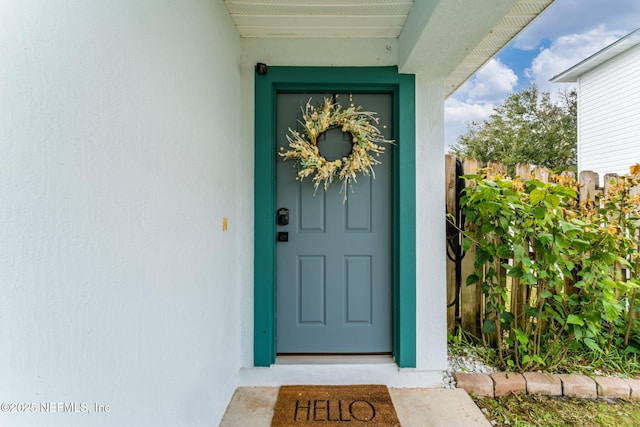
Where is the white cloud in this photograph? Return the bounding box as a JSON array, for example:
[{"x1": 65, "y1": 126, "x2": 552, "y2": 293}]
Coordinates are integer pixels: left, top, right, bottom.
[
  {"x1": 527, "y1": 26, "x2": 622, "y2": 91},
  {"x1": 445, "y1": 98, "x2": 496, "y2": 124},
  {"x1": 444, "y1": 59, "x2": 518, "y2": 149},
  {"x1": 461, "y1": 59, "x2": 518, "y2": 103},
  {"x1": 444, "y1": 98, "x2": 496, "y2": 150}
]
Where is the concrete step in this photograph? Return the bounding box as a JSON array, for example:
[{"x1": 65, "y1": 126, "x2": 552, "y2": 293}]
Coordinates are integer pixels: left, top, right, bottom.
[{"x1": 220, "y1": 386, "x2": 491, "y2": 426}]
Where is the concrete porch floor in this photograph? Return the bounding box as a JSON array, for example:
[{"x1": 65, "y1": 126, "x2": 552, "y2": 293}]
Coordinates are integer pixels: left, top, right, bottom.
[{"x1": 219, "y1": 386, "x2": 491, "y2": 426}]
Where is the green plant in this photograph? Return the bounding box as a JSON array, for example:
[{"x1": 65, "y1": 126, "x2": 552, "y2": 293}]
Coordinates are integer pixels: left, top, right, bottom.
[{"x1": 457, "y1": 167, "x2": 640, "y2": 372}]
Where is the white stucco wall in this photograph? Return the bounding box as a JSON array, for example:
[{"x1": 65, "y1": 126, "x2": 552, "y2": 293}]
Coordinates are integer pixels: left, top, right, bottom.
[
  {"x1": 1, "y1": 0, "x2": 464, "y2": 421},
  {"x1": 414, "y1": 77, "x2": 447, "y2": 373},
  {"x1": 578, "y1": 43, "x2": 640, "y2": 180},
  {"x1": 0, "y1": 1, "x2": 246, "y2": 426}
]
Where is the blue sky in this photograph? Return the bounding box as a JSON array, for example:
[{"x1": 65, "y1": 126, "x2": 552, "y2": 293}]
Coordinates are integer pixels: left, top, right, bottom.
[{"x1": 445, "y1": 0, "x2": 640, "y2": 149}]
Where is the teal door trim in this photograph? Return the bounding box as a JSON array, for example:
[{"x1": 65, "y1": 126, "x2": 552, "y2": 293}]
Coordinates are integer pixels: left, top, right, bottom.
[{"x1": 254, "y1": 66, "x2": 416, "y2": 367}]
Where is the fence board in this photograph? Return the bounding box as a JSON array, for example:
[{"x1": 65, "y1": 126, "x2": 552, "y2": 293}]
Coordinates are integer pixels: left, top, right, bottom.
[
  {"x1": 445, "y1": 154, "x2": 458, "y2": 334},
  {"x1": 459, "y1": 158, "x2": 482, "y2": 337},
  {"x1": 535, "y1": 166, "x2": 552, "y2": 182},
  {"x1": 604, "y1": 173, "x2": 619, "y2": 195},
  {"x1": 579, "y1": 171, "x2": 600, "y2": 201},
  {"x1": 487, "y1": 160, "x2": 507, "y2": 177},
  {"x1": 515, "y1": 163, "x2": 532, "y2": 180}
]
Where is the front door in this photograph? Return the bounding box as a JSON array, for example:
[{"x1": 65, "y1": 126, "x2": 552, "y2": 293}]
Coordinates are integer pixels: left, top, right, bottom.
[{"x1": 276, "y1": 92, "x2": 393, "y2": 354}]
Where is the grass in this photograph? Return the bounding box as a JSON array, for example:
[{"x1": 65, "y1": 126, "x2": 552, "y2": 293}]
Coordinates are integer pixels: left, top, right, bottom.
[
  {"x1": 448, "y1": 329, "x2": 640, "y2": 377},
  {"x1": 473, "y1": 393, "x2": 640, "y2": 427},
  {"x1": 449, "y1": 331, "x2": 640, "y2": 425}
]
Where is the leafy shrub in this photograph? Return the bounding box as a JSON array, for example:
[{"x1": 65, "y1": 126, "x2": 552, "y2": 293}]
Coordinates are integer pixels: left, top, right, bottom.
[{"x1": 458, "y1": 167, "x2": 640, "y2": 372}]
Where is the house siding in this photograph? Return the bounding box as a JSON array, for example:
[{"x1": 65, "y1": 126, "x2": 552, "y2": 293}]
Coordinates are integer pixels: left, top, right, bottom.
[
  {"x1": 0, "y1": 1, "x2": 244, "y2": 426},
  {"x1": 578, "y1": 44, "x2": 640, "y2": 181}
]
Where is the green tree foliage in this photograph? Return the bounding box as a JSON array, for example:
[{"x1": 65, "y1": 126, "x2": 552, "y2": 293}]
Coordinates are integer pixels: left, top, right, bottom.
[{"x1": 450, "y1": 85, "x2": 577, "y2": 174}]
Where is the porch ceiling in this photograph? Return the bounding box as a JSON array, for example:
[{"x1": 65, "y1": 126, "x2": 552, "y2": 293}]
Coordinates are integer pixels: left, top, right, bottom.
[
  {"x1": 224, "y1": 0, "x2": 554, "y2": 97},
  {"x1": 224, "y1": 0, "x2": 414, "y2": 38}
]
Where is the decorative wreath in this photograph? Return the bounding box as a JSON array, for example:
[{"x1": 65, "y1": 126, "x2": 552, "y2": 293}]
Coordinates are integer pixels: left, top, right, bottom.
[{"x1": 279, "y1": 97, "x2": 393, "y2": 196}]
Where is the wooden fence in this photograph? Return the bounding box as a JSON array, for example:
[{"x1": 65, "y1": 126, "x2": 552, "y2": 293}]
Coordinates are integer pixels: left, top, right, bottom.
[{"x1": 445, "y1": 154, "x2": 633, "y2": 335}]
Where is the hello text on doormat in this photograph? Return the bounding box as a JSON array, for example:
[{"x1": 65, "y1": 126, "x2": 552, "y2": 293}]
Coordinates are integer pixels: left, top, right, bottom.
[{"x1": 271, "y1": 385, "x2": 401, "y2": 426}]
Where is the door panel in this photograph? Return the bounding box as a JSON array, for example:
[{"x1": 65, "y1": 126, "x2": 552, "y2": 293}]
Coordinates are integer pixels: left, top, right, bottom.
[
  {"x1": 276, "y1": 92, "x2": 393, "y2": 353},
  {"x1": 298, "y1": 256, "x2": 326, "y2": 324},
  {"x1": 345, "y1": 255, "x2": 373, "y2": 323}
]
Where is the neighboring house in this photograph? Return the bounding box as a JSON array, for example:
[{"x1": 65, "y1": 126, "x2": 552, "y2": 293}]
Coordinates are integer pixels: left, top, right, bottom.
[
  {"x1": 0, "y1": 1, "x2": 552, "y2": 425},
  {"x1": 552, "y1": 28, "x2": 640, "y2": 182}
]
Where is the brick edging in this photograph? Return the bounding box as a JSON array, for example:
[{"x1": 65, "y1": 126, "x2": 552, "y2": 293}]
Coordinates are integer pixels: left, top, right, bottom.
[{"x1": 454, "y1": 372, "x2": 640, "y2": 400}]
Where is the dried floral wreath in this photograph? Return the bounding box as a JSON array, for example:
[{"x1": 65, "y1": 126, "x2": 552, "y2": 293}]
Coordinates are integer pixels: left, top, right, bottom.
[{"x1": 279, "y1": 97, "x2": 393, "y2": 197}]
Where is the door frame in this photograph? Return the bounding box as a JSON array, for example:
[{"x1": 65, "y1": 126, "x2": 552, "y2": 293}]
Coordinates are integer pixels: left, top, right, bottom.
[{"x1": 254, "y1": 66, "x2": 416, "y2": 367}]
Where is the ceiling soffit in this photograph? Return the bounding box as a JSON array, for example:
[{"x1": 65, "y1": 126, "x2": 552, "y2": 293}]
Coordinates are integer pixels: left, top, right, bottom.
[
  {"x1": 224, "y1": 0, "x2": 555, "y2": 98},
  {"x1": 224, "y1": 0, "x2": 414, "y2": 38}
]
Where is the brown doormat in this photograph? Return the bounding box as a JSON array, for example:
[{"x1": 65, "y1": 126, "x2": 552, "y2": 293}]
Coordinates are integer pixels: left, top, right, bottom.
[{"x1": 271, "y1": 384, "x2": 401, "y2": 426}]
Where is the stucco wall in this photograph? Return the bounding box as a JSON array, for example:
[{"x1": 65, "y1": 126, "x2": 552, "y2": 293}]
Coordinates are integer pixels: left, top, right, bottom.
[
  {"x1": 578, "y1": 43, "x2": 640, "y2": 181},
  {"x1": 0, "y1": 1, "x2": 244, "y2": 426},
  {"x1": 415, "y1": 77, "x2": 447, "y2": 373}
]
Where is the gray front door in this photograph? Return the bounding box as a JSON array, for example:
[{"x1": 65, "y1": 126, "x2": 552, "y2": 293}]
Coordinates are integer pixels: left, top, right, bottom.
[{"x1": 276, "y1": 92, "x2": 393, "y2": 354}]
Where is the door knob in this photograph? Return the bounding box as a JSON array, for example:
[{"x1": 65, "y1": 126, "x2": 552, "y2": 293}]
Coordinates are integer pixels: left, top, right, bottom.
[{"x1": 277, "y1": 208, "x2": 289, "y2": 226}]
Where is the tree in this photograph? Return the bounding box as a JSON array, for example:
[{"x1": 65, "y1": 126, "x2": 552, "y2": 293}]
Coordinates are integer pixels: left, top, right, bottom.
[{"x1": 450, "y1": 85, "x2": 577, "y2": 175}]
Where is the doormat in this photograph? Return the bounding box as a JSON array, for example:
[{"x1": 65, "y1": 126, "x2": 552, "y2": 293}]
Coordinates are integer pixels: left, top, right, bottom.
[{"x1": 271, "y1": 384, "x2": 401, "y2": 426}]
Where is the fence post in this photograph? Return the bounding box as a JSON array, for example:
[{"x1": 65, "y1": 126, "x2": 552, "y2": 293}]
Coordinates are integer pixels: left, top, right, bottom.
[
  {"x1": 460, "y1": 158, "x2": 482, "y2": 337},
  {"x1": 515, "y1": 163, "x2": 531, "y2": 180},
  {"x1": 487, "y1": 160, "x2": 507, "y2": 177},
  {"x1": 445, "y1": 154, "x2": 458, "y2": 334},
  {"x1": 532, "y1": 166, "x2": 552, "y2": 183},
  {"x1": 510, "y1": 163, "x2": 531, "y2": 330},
  {"x1": 579, "y1": 171, "x2": 600, "y2": 202},
  {"x1": 603, "y1": 173, "x2": 619, "y2": 195}
]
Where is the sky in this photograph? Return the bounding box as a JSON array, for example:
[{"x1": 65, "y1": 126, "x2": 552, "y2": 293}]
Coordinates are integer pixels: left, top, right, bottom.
[{"x1": 444, "y1": 0, "x2": 640, "y2": 150}]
